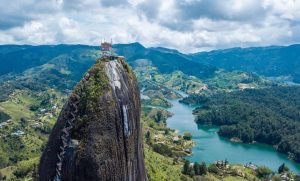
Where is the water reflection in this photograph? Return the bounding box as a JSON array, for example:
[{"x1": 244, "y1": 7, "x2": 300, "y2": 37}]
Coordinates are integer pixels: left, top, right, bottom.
[{"x1": 166, "y1": 98, "x2": 300, "y2": 173}]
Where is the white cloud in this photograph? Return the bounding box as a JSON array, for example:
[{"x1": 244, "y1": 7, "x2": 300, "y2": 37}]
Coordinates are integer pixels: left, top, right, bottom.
[{"x1": 0, "y1": 0, "x2": 299, "y2": 52}]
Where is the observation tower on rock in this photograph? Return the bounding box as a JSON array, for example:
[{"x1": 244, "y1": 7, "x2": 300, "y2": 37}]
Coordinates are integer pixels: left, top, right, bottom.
[
  {"x1": 100, "y1": 39, "x2": 124, "y2": 61},
  {"x1": 101, "y1": 40, "x2": 113, "y2": 57}
]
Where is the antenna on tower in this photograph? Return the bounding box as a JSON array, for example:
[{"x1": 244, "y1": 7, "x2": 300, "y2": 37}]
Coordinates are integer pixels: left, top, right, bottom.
[
  {"x1": 110, "y1": 38, "x2": 113, "y2": 56},
  {"x1": 100, "y1": 37, "x2": 119, "y2": 60}
]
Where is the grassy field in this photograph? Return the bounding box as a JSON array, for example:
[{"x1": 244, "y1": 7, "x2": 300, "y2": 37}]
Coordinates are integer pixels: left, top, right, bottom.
[
  {"x1": 223, "y1": 176, "x2": 247, "y2": 181},
  {"x1": 0, "y1": 88, "x2": 65, "y2": 180},
  {"x1": 144, "y1": 145, "x2": 192, "y2": 181},
  {"x1": 0, "y1": 91, "x2": 35, "y2": 121}
]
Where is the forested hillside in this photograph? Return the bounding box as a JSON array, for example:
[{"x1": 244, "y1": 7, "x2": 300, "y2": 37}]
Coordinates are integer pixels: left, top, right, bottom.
[
  {"x1": 193, "y1": 86, "x2": 300, "y2": 162},
  {"x1": 0, "y1": 44, "x2": 217, "y2": 81},
  {"x1": 191, "y1": 44, "x2": 300, "y2": 83},
  {"x1": 0, "y1": 44, "x2": 300, "y2": 179}
]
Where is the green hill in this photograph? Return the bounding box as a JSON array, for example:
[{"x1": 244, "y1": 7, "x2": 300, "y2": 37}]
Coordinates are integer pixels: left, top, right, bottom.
[
  {"x1": 191, "y1": 44, "x2": 300, "y2": 83},
  {"x1": 192, "y1": 86, "x2": 300, "y2": 162}
]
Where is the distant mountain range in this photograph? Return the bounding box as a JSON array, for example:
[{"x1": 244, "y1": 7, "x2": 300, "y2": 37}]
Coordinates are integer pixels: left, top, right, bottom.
[
  {"x1": 0, "y1": 43, "x2": 215, "y2": 80},
  {"x1": 0, "y1": 43, "x2": 299, "y2": 83},
  {"x1": 190, "y1": 44, "x2": 300, "y2": 83}
]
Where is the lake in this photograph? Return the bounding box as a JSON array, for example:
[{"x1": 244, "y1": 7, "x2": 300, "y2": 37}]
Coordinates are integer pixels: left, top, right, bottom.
[{"x1": 166, "y1": 98, "x2": 300, "y2": 173}]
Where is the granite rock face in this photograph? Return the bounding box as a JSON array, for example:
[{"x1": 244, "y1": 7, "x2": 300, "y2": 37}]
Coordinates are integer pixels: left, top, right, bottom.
[{"x1": 39, "y1": 58, "x2": 147, "y2": 181}]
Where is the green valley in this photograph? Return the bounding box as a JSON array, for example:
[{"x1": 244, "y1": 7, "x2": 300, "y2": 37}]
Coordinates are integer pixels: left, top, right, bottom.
[{"x1": 0, "y1": 44, "x2": 299, "y2": 180}]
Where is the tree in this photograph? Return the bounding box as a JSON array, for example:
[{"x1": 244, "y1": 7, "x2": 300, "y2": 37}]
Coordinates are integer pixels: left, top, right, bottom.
[
  {"x1": 154, "y1": 111, "x2": 162, "y2": 123},
  {"x1": 256, "y1": 166, "x2": 272, "y2": 178},
  {"x1": 20, "y1": 117, "x2": 27, "y2": 128},
  {"x1": 183, "y1": 132, "x2": 192, "y2": 140},
  {"x1": 194, "y1": 162, "x2": 200, "y2": 175},
  {"x1": 183, "y1": 160, "x2": 190, "y2": 175},
  {"x1": 145, "y1": 131, "x2": 151, "y2": 145},
  {"x1": 0, "y1": 150, "x2": 8, "y2": 168},
  {"x1": 152, "y1": 143, "x2": 173, "y2": 157},
  {"x1": 193, "y1": 162, "x2": 207, "y2": 176},
  {"x1": 278, "y1": 163, "x2": 289, "y2": 174},
  {"x1": 199, "y1": 162, "x2": 207, "y2": 175},
  {"x1": 208, "y1": 164, "x2": 219, "y2": 174}
]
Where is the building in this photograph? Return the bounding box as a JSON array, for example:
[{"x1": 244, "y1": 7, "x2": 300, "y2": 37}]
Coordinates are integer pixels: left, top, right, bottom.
[
  {"x1": 101, "y1": 42, "x2": 113, "y2": 57},
  {"x1": 100, "y1": 40, "x2": 125, "y2": 61},
  {"x1": 173, "y1": 136, "x2": 180, "y2": 143}
]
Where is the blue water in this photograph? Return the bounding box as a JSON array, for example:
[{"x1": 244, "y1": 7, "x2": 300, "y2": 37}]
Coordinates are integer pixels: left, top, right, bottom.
[{"x1": 166, "y1": 98, "x2": 300, "y2": 173}]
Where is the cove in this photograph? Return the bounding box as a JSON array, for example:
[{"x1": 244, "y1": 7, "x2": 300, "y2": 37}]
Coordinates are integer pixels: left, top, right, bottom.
[{"x1": 166, "y1": 98, "x2": 300, "y2": 173}]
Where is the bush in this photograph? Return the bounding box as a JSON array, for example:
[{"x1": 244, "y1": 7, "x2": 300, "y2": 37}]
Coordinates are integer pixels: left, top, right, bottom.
[
  {"x1": 278, "y1": 163, "x2": 289, "y2": 173},
  {"x1": 194, "y1": 162, "x2": 200, "y2": 175},
  {"x1": 183, "y1": 132, "x2": 192, "y2": 140},
  {"x1": 145, "y1": 131, "x2": 151, "y2": 145},
  {"x1": 194, "y1": 162, "x2": 207, "y2": 175},
  {"x1": 13, "y1": 157, "x2": 39, "y2": 178},
  {"x1": 0, "y1": 150, "x2": 9, "y2": 168},
  {"x1": 182, "y1": 160, "x2": 191, "y2": 175},
  {"x1": 0, "y1": 111, "x2": 10, "y2": 123},
  {"x1": 29, "y1": 104, "x2": 39, "y2": 111},
  {"x1": 208, "y1": 164, "x2": 220, "y2": 174},
  {"x1": 199, "y1": 162, "x2": 207, "y2": 175},
  {"x1": 152, "y1": 143, "x2": 173, "y2": 157},
  {"x1": 39, "y1": 123, "x2": 52, "y2": 134},
  {"x1": 256, "y1": 166, "x2": 272, "y2": 178}
]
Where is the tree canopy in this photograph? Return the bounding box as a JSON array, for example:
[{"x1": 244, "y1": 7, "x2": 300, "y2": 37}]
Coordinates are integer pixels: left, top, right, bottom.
[{"x1": 193, "y1": 86, "x2": 300, "y2": 162}]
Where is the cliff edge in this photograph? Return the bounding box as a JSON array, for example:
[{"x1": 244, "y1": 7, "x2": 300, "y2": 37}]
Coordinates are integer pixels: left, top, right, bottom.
[{"x1": 39, "y1": 57, "x2": 147, "y2": 181}]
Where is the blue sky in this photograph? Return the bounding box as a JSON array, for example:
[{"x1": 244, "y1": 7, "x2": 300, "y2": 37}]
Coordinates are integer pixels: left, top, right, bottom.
[{"x1": 0, "y1": 0, "x2": 300, "y2": 52}]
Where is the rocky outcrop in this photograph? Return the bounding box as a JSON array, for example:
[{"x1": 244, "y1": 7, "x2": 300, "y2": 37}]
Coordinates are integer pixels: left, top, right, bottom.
[{"x1": 39, "y1": 57, "x2": 147, "y2": 181}]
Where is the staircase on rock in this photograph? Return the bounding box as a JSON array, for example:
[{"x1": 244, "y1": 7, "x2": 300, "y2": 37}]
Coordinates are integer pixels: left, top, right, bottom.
[{"x1": 39, "y1": 57, "x2": 147, "y2": 181}]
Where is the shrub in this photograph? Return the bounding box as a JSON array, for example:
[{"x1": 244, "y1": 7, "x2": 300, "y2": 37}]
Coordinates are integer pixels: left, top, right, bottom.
[
  {"x1": 208, "y1": 164, "x2": 220, "y2": 174},
  {"x1": 0, "y1": 150, "x2": 9, "y2": 168},
  {"x1": 182, "y1": 160, "x2": 191, "y2": 175},
  {"x1": 152, "y1": 143, "x2": 173, "y2": 157},
  {"x1": 199, "y1": 162, "x2": 207, "y2": 175},
  {"x1": 13, "y1": 157, "x2": 39, "y2": 178},
  {"x1": 278, "y1": 163, "x2": 289, "y2": 174},
  {"x1": 183, "y1": 132, "x2": 192, "y2": 140},
  {"x1": 256, "y1": 166, "x2": 272, "y2": 178}
]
